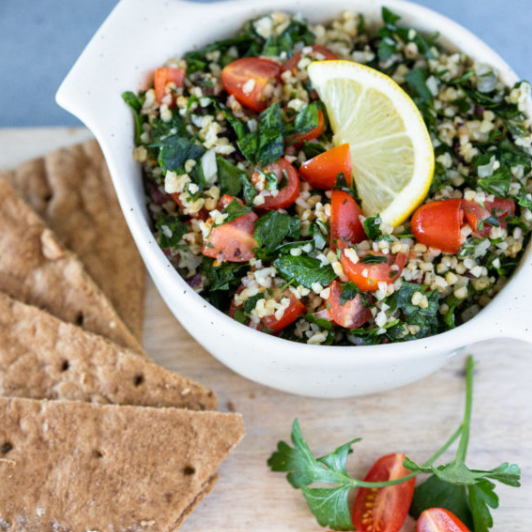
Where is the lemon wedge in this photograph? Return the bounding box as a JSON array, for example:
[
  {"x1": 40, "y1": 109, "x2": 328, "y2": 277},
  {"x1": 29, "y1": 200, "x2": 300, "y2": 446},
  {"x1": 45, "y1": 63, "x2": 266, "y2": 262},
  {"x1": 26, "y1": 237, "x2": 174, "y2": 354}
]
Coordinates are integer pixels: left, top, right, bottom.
[{"x1": 308, "y1": 60, "x2": 434, "y2": 226}]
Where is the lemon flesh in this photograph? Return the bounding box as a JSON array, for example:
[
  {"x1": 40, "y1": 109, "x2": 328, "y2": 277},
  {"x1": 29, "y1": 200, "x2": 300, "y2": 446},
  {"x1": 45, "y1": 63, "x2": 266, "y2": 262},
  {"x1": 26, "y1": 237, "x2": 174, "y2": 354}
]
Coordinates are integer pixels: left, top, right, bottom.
[{"x1": 308, "y1": 60, "x2": 435, "y2": 227}]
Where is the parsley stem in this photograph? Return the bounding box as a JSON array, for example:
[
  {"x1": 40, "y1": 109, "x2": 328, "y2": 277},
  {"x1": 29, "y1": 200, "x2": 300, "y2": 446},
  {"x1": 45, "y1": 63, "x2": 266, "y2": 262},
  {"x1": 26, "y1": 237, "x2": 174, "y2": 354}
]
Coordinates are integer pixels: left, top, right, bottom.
[
  {"x1": 353, "y1": 473, "x2": 417, "y2": 489},
  {"x1": 424, "y1": 424, "x2": 463, "y2": 467},
  {"x1": 455, "y1": 354, "x2": 475, "y2": 463},
  {"x1": 351, "y1": 425, "x2": 463, "y2": 490}
]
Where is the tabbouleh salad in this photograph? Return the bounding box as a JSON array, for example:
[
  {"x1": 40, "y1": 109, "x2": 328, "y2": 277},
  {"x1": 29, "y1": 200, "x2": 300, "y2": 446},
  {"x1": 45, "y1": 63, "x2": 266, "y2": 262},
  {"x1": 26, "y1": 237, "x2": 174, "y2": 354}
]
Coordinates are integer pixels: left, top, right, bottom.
[{"x1": 123, "y1": 8, "x2": 532, "y2": 346}]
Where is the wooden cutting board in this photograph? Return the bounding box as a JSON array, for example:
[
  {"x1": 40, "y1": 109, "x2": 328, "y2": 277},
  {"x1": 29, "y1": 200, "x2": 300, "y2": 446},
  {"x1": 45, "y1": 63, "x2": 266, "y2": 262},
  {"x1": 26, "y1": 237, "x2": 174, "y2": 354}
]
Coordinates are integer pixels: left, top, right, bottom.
[{"x1": 1, "y1": 127, "x2": 531, "y2": 531}]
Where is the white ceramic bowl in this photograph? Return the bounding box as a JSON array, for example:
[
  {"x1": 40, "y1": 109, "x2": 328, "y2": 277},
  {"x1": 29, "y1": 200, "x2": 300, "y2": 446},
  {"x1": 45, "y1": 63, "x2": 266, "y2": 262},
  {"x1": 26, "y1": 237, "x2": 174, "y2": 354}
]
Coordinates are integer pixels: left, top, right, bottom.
[{"x1": 57, "y1": 0, "x2": 532, "y2": 398}]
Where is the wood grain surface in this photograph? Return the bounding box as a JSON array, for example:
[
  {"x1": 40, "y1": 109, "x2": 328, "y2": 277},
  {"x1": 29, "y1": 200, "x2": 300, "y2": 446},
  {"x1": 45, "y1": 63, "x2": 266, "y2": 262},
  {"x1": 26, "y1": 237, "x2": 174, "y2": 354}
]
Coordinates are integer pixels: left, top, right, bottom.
[{"x1": 1, "y1": 128, "x2": 531, "y2": 531}]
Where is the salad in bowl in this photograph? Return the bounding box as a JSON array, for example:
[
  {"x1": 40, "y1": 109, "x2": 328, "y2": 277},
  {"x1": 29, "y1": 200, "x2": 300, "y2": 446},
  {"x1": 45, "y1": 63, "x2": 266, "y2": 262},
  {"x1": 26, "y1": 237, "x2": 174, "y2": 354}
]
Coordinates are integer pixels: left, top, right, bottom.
[{"x1": 123, "y1": 7, "x2": 532, "y2": 347}]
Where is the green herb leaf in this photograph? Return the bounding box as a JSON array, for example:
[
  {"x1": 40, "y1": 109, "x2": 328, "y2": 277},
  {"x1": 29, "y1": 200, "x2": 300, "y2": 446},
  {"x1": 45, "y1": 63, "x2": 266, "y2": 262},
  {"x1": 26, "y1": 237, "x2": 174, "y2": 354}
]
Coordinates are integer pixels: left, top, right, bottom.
[
  {"x1": 261, "y1": 18, "x2": 315, "y2": 58},
  {"x1": 257, "y1": 103, "x2": 285, "y2": 167},
  {"x1": 243, "y1": 293, "x2": 264, "y2": 315},
  {"x1": 216, "y1": 156, "x2": 244, "y2": 196},
  {"x1": 122, "y1": 91, "x2": 146, "y2": 145},
  {"x1": 468, "y1": 479, "x2": 499, "y2": 532},
  {"x1": 305, "y1": 313, "x2": 334, "y2": 331},
  {"x1": 360, "y1": 254, "x2": 388, "y2": 265},
  {"x1": 406, "y1": 68, "x2": 433, "y2": 103},
  {"x1": 363, "y1": 216, "x2": 381, "y2": 240},
  {"x1": 387, "y1": 282, "x2": 439, "y2": 337},
  {"x1": 410, "y1": 475, "x2": 473, "y2": 529},
  {"x1": 155, "y1": 215, "x2": 188, "y2": 248},
  {"x1": 238, "y1": 130, "x2": 259, "y2": 163},
  {"x1": 287, "y1": 101, "x2": 321, "y2": 140},
  {"x1": 254, "y1": 211, "x2": 301, "y2": 252},
  {"x1": 339, "y1": 282, "x2": 363, "y2": 306},
  {"x1": 156, "y1": 136, "x2": 205, "y2": 174},
  {"x1": 301, "y1": 487, "x2": 354, "y2": 531},
  {"x1": 302, "y1": 141, "x2": 327, "y2": 159},
  {"x1": 199, "y1": 259, "x2": 249, "y2": 293},
  {"x1": 274, "y1": 255, "x2": 337, "y2": 289},
  {"x1": 382, "y1": 6, "x2": 401, "y2": 25},
  {"x1": 222, "y1": 199, "x2": 252, "y2": 223},
  {"x1": 516, "y1": 193, "x2": 532, "y2": 210}
]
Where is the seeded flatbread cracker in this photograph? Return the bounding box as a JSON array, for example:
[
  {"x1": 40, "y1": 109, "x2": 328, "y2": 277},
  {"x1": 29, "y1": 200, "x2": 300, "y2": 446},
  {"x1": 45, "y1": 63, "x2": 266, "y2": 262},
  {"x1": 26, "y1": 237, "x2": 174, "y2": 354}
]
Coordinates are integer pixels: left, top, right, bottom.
[
  {"x1": 2, "y1": 140, "x2": 145, "y2": 340},
  {"x1": 0, "y1": 175, "x2": 144, "y2": 354},
  {"x1": 0, "y1": 292, "x2": 215, "y2": 410},
  {"x1": 0, "y1": 397, "x2": 244, "y2": 532}
]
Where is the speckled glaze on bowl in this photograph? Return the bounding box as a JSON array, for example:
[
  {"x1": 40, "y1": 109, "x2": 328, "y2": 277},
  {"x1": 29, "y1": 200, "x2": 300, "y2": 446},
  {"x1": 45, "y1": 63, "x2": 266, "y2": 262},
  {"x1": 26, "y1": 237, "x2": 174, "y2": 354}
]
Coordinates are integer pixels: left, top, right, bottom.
[{"x1": 57, "y1": 0, "x2": 532, "y2": 398}]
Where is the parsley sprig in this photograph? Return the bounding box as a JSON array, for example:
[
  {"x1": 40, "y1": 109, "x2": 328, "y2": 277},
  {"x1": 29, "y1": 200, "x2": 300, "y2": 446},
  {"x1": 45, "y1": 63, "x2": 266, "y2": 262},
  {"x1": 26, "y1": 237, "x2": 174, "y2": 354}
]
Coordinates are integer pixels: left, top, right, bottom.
[{"x1": 267, "y1": 356, "x2": 520, "y2": 531}]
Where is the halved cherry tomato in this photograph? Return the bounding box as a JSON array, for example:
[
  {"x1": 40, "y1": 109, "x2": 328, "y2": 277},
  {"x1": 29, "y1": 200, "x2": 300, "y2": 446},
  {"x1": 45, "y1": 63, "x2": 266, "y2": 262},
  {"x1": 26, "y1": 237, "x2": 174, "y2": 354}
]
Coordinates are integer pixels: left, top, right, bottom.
[
  {"x1": 202, "y1": 208, "x2": 257, "y2": 263},
  {"x1": 289, "y1": 109, "x2": 325, "y2": 145},
  {"x1": 282, "y1": 45, "x2": 339, "y2": 73},
  {"x1": 251, "y1": 158, "x2": 300, "y2": 210},
  {"x1": 330, "y1": 190, "x2": 366, "y2": 249},
  {"x1": 463, "y1": 197, "x2": 515, "y2": 237},
  {"x1": 299, "y1": 144, "x2": 352, "y2": 190},
  {"x1": 230, "y1": 287, "x2": 305, "y2": 333},
  {"x1": 417, "y1": 508, "x2": 472, "y2": 532},
  {"x1": 352, "y1": 453, "x2": 416, "y2": 532},
  {"x1": 327, "y1": 280, "x2": 372, "y2": 329},
  {"x1": 339, "y1": 242, "x2": 406, "y2": 292},
  {"x1": 411, "y1": 199, "x2": 464, "y2": 254},
  {"x1": 221, "y1": 57, "x2": 281, "y2": 112},
  {"x1": 154, "y1": 67, "x2": 185, "y2": 105}
]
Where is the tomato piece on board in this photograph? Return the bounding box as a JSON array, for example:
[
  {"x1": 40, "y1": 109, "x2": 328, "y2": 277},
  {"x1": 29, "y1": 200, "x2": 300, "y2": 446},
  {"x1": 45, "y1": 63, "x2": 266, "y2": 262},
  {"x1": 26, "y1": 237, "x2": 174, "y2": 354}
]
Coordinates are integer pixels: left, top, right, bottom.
[
  {"x1": 299, "y1": 143, "x2": 352, "y2": 190},
  {"x1": 463, "y1": 197, "x2": 515, "y2": 237},
  {"x1": 339, "y1": 242, "x2": 406, "y2": 292},
  {"x1": 221, "y1": 57, "x2": 281, "y2": 112},
  {"x1": 416, "y1": 508, "x2": 472, "y2": 532},
  {"x1": 154, "y1": 67, "x2": 185, "y2": 105},
  {"x1": 202, "y1": 212, "x2": 258, "y2": 262},
  {"x1": 327, "y1": 280, "x2": 371, "y2": 329},
  {"x1": 289, "y1": 109, "x2": 325, "y2": 145},
  {"x1": 411, "y1": 199, "x2": 464, "y2": 254},
  {"x1": 282, "y1": 45, "x2": 339, "y2": 73},
  {"x1": 352, "y1": 453, "x2": 416, "y2": 532},
  {"x1": 251, "y1": 158, "x2": 301, "y2": 210},
  {"x1": 330, "y1": 190, "x2": 365, "y2": 249}
]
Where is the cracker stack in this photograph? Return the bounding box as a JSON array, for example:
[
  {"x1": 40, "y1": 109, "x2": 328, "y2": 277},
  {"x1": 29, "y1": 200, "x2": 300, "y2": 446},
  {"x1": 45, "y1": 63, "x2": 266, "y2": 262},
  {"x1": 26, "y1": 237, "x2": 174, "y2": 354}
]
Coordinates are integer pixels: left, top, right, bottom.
[{"x1": 0, "y1": 142, "x2": 244, "y2": 532}]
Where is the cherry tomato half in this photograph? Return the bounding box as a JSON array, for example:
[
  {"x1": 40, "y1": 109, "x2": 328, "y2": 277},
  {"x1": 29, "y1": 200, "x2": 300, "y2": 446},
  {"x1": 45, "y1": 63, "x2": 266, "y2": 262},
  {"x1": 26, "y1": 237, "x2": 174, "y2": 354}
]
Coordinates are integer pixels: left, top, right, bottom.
[
  {"x1": 282, "y1": 45, "x2": 339, "y2": 73},
  {"x1": 411, "y1": 199, "x2": 464, "y2": 254},
  {"x1": 221, "y1": 57, "x2": 281, "y2": 112},
  {"x1": 202, "y1": 206, "x2": 257, "y2": 263},
  {"x1": 299, "y1": 143, "x2": 352, "y2": 190},
  {"x1": 330, "y1": 190, "x2": 366, "y2": 250},
  {"x1": 154, "y1": 67, "x2": 185, "y2": 105},
  {"x1": 463, "y1": 197, "x2": 515, "y2": 237},
  {"x1": 288, "y1": 109, "x2": 325, "y2": 145},
  {"x1": 417, "y1": 508, "x2": 472, "y2": 532},
  {"x1": 352, "y1": 453, "x2": 416, "y2": 532},
  {"x1": 339, "y1": 242, "x2": 407, "y2": 292},
  {"x1": 251, "y1": 158, "x2": 301, "y2": 210},
  {"x1": 327, "y1": 280, "x2": 372, "y2": 329}
]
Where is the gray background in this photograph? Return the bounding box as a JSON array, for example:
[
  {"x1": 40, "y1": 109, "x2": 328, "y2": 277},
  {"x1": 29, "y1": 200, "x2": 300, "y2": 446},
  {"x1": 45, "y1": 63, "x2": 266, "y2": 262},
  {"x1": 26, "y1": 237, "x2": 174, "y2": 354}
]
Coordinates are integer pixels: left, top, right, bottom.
[{"x1": 1, "y1": 0, "x2": 531, "y2": 127}]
